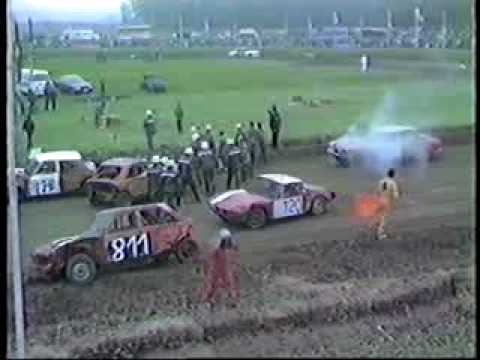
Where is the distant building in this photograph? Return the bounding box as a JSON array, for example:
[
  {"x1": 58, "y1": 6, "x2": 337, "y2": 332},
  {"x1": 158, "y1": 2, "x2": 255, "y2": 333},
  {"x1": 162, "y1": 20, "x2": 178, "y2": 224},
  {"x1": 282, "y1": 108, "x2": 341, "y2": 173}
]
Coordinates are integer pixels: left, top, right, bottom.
[
  {"x1": 311, "y1": 26, "x2": 355, "y2": 48},
  {"x1": 60, "y1": 28, "x2": 100, "y2": 45},
  {"x1": 116, "y1": 24, "x2": 153, "y2": 46}
]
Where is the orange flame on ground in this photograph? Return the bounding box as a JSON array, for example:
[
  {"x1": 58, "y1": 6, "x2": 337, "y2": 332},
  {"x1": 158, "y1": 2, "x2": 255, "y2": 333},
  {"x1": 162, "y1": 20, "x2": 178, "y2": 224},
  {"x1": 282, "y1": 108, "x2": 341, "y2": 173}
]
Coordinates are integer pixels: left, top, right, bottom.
[{"x1": 351, "y1": 193, "x2": 389, "y2": 225}]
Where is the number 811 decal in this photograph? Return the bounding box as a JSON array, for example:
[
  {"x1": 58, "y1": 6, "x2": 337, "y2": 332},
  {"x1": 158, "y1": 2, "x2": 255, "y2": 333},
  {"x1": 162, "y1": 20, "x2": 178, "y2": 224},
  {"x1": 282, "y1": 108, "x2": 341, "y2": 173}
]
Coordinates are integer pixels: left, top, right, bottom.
[{"x1": 107, "y1": 233, "x2": 151, "y2": 263}]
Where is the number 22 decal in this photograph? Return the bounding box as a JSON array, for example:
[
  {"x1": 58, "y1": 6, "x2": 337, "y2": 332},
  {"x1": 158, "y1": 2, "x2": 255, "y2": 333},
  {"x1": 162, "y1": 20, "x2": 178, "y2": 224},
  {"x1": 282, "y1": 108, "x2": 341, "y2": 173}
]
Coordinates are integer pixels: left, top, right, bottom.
[{"x1": 108, "y1": 233, "x2": 151, "y2": 263}]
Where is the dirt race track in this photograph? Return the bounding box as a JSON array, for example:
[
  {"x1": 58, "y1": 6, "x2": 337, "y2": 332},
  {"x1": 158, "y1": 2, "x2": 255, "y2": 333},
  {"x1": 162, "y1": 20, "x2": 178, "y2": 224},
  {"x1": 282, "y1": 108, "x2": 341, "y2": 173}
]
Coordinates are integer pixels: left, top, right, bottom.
[{"x1": 19, "y1": 143, "x2": 475, "y2": 358}]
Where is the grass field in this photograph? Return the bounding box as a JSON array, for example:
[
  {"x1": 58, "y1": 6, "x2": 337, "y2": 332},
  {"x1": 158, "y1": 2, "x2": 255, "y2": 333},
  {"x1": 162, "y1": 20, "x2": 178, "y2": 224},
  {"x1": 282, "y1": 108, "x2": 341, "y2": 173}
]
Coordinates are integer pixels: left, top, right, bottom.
[{"x1": 29, "y1": 47, "x2": 473, "y2": 154}]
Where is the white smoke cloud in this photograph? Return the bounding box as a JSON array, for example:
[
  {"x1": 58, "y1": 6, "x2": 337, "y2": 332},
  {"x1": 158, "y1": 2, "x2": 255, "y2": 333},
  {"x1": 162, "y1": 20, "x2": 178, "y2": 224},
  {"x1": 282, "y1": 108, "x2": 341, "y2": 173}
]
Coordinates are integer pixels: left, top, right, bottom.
[{"x1": 338, "y1": 91, "x2": 432, "y2": 177}]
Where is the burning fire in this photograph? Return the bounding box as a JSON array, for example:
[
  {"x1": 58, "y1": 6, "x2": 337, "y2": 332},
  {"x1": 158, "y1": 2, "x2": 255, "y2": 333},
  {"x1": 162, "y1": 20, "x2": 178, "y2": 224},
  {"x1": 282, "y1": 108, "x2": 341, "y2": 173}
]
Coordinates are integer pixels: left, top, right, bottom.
[{"x1": 351, "y1": 193, "x2": 389, "y2": 225}]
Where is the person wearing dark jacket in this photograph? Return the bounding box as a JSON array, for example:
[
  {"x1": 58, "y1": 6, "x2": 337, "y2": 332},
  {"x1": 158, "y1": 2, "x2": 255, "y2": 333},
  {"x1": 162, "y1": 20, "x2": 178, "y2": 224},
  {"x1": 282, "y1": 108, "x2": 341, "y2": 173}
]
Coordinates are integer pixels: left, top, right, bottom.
[
  {"x1": 246, "y1": 121, "x2": 258, "y2": 168},
  {"x1": 143, "y1": 109, "x2": 157, "y2": 151},
  {"x1": 217, "y1": 130, "x2": 227, "y2": 170},
  {"x1": 234, "y1": 123, "x2": 247, "y2": 146},
  {"x1": 159, "y1": 161, "x2": 181, "y2": 208},
  {"x1": 174, "y1": 101, "x2": 184, "y2": 134},
  {"x1": 44, "y1": 81, "x2": 58, "y2": 111},
  {"x1": 23, "y1": 113, "x2": 35, "y2": 151},
  {"x1": 256, "y1": 122, "x2": 267, "y2": 163},
  {"x1": 198, "y1": 141, "x2": 217, "y2": 196},
  {"x1": 268, "y1": 104, "x2": 281, "y2": 149},
  {"x1": 178, "y1": 147, "x2": 201, "y2": 204},
  {"x1": 226, "y1": 138, "x2": 242, "y2": 190}
]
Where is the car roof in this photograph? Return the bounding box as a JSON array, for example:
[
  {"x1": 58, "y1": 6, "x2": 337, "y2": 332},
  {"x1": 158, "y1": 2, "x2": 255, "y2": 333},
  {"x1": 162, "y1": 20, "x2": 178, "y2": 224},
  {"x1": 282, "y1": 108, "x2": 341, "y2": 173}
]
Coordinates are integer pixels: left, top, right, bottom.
[
  {"x1": 258, "y1": 173, "x2": 303, "y2": 185},
  {"x1": 22, "y1": 68, "x2": 49, "y2": 75},
  {"x1": 34, "y1": 151, "x2": 82, "y2": 162},
  {"x1": 60, "y1": 74, "x2": 82, "y2": 79},
  {"x1": 371, "y1": 125, "x2": 417, "y2": 134},
  {"x1": 98, "y1": 202, "x2": 173, "y2": 217},
  {"x1": 100, "y1": 158, "x2": 146, "y2": 166}
]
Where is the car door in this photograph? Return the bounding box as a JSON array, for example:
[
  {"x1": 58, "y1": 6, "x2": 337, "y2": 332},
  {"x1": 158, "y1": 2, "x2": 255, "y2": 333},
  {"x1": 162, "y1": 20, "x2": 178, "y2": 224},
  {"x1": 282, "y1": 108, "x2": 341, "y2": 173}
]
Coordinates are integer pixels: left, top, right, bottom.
[
  {"x1": 127, "y1": 164, "x2": 149, "y2": 199},
  {"x1": 138, "y1": 206, "x2": 182, "y2": 256},
  {"x1": 28, "y1": 161, "x2": 61, "y2": 197},
  {"x1": 272, "y1": 183, "x2": 304, "y2": 219},
  {"x1": 103, "y1": 210, "x2": 151, "y2": 265},
  {"x1": 60, "y1": 160, "x2": 88, "y2": 193}
]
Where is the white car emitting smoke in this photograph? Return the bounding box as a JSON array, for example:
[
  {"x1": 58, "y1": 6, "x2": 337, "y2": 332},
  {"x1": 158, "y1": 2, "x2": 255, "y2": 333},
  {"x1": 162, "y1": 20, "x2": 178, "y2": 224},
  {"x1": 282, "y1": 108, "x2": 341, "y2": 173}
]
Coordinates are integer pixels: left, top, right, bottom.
[{"x1": 327, "y1": 124, "x2": 443, "y2": 173}]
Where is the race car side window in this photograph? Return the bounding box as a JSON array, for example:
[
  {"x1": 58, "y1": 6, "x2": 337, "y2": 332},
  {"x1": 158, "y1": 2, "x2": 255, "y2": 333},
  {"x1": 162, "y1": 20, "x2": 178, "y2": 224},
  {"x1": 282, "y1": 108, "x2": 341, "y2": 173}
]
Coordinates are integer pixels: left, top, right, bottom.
[
  {"x1": 36, "y1": 161, "x2": 56, "y2": 175},
  {"x1": 139, "y1": 208, "x2": 160, "y2": 226},
  {"x1": 112, "y1": 212, "x2": 139, "y2": 231},
  {"x1": 156, "y1": 207, "x2": 176, "y2": 224}
]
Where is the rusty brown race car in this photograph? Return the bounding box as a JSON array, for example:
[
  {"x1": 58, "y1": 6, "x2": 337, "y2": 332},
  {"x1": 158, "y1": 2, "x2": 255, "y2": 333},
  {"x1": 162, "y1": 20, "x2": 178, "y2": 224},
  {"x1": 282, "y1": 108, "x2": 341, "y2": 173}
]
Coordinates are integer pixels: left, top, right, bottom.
[
  {"x1": 30, "y1": 203, "x2": 197, "y2": 285},
  {"x1": 85, "y1": 157, "x2": 150, "y2": 206},
  {"x1": 208, "y1": 174, "x2": 336, "y2": 229}
]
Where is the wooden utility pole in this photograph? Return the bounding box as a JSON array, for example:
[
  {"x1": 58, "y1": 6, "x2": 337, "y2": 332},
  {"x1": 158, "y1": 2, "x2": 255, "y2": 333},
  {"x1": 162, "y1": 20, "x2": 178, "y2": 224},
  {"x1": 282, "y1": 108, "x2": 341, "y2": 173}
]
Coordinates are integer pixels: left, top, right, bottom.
[{"x1": 7, "y1": 1, "x2": 26, "y2": 358}]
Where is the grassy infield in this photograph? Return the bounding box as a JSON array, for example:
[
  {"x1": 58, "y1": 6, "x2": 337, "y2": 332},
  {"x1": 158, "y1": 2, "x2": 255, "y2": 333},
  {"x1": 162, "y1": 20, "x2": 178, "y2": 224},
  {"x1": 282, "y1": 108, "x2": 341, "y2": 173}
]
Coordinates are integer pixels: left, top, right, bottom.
[{"x1": 31, "y1": 47, "x2": 472, "y2": 157}]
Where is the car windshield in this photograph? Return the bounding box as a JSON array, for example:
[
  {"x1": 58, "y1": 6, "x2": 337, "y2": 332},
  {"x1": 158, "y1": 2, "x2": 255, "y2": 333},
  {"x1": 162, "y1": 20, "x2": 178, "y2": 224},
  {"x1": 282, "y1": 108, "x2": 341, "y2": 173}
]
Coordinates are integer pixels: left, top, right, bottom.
[
  {"x1": 62, "y1": 75, "x2": 83, "y2": 83},
  {"x1": 248, "y1": 178, "x2": 282, "y2": 199},
  {"x1": 85, "y1": 212, "x2": 113, "y2": 235},
  {"x1": 25, "y1": 160, "x2": 40, "y2": 176},
  {"x1": 97, "y1": 165, "x2": 122, "y2": 179},
  {"x1": 31, "y1": 74, "x2": 49, "y2": 81}
]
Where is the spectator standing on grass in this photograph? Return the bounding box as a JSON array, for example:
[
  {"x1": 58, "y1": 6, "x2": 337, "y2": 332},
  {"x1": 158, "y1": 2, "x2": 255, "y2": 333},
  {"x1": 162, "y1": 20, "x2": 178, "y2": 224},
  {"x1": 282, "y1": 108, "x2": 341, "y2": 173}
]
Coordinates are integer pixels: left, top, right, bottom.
[
  {"x1": 174, "y1": 101, "x2": 184, "y2": 134},
  {"x1": 268, "y1": 104, "x2": 282, "y2": 149},
  {"x1": 256, "y1": 122, "x2": 267, "y2": 163},
  {"x1": 23, "y1": 113, "x2": 35, "y2": 151},
  {"x1": 27, "y1": 88, "x2": 36, "y2": 115},
  {"x1": 217, "y1": 130, "x2": 227, "y2": 170},
  {"x1": 44, "y1": 81, "x2": 58, "y2": 111},
  {"x1": 198, "y1": 141, "x2": 217, "y2": 196},
  {"x1": 204, "y1": 124, "x2": 216, "y2": 155},
  {"x1": 143, "y1": 109, "x2": 157, "y2": 151}
]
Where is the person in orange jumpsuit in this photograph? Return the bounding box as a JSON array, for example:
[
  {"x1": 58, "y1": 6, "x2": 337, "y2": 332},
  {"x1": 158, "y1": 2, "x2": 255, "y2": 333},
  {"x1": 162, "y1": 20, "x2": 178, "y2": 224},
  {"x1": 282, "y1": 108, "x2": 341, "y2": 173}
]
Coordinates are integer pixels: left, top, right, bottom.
[{"x1": 198, "y1": 228, "x2": 240, "y2": 304}]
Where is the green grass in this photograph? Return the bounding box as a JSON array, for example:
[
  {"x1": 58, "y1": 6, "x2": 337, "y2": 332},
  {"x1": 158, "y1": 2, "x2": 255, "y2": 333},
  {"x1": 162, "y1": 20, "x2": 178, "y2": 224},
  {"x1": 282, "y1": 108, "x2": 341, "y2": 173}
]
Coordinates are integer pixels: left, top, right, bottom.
[{"x1": 29, "y1": 48, "x2": 473, "y2": 154}]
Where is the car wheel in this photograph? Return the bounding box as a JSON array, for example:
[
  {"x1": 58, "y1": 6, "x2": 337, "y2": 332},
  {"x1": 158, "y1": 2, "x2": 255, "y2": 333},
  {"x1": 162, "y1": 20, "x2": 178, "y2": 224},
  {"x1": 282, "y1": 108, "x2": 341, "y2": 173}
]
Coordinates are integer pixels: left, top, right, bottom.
[
  {"x1": 115, "y1": 191, "x2": 132, "y2": 207},
  {"x1": 87, "y1": 187, "x2": 101, "y2": 206},
  {"x1": 177, "y1": 239, "x2": 198, "y2": 262},
  {"x1": 311, "y1": 196, "x2": 328, "y2": 216},
  {"x1": 245, "y1": 207, "x2": 267, "y2": 229},
  {"x1": 65, "y1": 253, "x2": 97, "y2": 285}
]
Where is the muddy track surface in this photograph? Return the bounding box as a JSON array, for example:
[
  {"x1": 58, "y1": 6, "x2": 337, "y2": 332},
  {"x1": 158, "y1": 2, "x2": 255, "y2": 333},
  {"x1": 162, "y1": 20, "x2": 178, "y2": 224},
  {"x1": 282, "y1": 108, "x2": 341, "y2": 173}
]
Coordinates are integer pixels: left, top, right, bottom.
[{"x1": 19, "y1": 144, "x2": 474, "y2": 356}]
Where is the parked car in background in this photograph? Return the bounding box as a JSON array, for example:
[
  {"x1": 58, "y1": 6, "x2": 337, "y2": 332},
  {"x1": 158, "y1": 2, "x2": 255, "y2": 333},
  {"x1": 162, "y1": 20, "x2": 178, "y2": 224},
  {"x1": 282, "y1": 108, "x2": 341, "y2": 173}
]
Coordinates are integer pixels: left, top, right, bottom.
[
  {"x1": 18, "y1": 68, "x2": 52, "y2": 96},
  {"x1": 30, "y1": 203, "x2": 197, "y2": 285},
  {"x1": 209, "y1": 173, "x2": 336, "y2": 229},
  {"x1": 228, "y1": 48, "x2": 262, "y2": 58},
  {"x1": 55, "y1": 74, "x2": 94, "y2": 95},
  {"x1": 326, "y1": 125, "x2": 443, "y2": 168},
  {"x1": 85, "y1": 158, "x2": 150, "y2": 206},
  {"x1": 15, "y1": 150, "x2": 96, "y2": 200},
  {"x1": 141, "y1": 75, "x2": 168, "y2": 93}
]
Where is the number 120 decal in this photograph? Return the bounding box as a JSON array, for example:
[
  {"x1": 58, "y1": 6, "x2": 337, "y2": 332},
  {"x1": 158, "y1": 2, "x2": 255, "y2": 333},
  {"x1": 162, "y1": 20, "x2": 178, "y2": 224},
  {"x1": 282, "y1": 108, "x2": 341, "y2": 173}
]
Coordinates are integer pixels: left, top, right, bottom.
[{"x1": 108, "y1": 233, "x2": 151, "y2": 263}]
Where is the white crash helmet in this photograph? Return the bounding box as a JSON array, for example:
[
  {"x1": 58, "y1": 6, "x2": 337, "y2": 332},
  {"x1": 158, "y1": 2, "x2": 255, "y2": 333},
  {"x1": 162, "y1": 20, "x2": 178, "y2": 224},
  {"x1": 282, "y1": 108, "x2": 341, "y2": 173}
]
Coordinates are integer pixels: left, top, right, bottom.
[
  {"x1": 160, "y1": 156, "x2": 169, "y2": 164},
  {"x1": 192, "y1": 133, "x2": 200, "y2": 142},
  {"x1": 151, "y1": 155, "x2": 161, "y2": 163},
  {"x1": 236, "y1": 123, "x2": 242, "y2": 129},
  {"x1": 219, "y1": 228, "x2": 232, "y2": 240},
  {"x1": 205, "y1": 124, "x2": 212, "y2": 131},
  {"x1": 145, "y1": 109, "x2": 153, "y2": 116},
  {"x1": 184, "y1": 147, "x2": 194, "y2": 155},
  {"x1": 226, "y1": 138, "x2": 234, "y2": 145},
  {"x1": 200, "y1": 141, "x2": 210, "y2": 150},
  {"x1": 191, "y1": 125, "x2": 197, "y2": 133}
]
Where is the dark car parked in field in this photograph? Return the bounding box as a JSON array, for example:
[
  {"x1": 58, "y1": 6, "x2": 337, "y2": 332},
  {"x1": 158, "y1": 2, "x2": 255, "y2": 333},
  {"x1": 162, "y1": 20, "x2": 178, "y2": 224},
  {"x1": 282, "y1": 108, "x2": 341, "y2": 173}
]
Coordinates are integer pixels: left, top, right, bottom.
[
  {"x1": 30, "y1": 203, "x2": 198, "y2": 285},
  {"x1": 141, "y1": 74, "x2": 167, "y2": 93},
  {"x1": 55, "y1": 74, "x2": 94, "y2": 95}
]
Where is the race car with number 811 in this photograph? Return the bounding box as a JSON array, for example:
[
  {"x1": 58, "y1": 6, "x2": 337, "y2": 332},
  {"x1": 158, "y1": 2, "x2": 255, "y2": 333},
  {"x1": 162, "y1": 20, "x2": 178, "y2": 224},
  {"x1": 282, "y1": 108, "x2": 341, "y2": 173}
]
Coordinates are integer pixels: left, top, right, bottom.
[
  {"x1": 208, "y1": 174, "x2": 336, "y2": 229},
  {"x1": 29, "y1": 203, "x2": 197, "y2": 285}
]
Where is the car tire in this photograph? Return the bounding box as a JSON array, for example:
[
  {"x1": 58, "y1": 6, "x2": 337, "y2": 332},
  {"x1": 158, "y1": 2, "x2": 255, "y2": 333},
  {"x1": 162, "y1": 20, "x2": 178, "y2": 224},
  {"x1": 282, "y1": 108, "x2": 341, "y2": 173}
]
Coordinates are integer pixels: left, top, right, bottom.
[
  {"x1": 311, "y1": 196, "x2": 328, "y2": 216},
  {"x1": 176, "y1": 239, "x2": 198, "y2": 263},
  {"x1": 87, "y1": 187, "x2": 101, "y2": 206},
  {"x1": 245, "y1": 207, "x2": 267, "y2": 229},
  {"x1": 65, "y1": 253, "x2": 97, "y2": 285},
  {"x1": 115, "y1": 191, "x2": 132, "y2": 207}
]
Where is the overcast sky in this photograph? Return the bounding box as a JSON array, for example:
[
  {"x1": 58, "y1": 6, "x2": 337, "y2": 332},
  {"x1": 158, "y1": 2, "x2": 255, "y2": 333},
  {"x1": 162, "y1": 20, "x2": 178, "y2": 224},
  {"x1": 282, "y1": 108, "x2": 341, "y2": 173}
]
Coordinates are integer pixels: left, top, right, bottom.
[{"x1": 12, "y1": 0, "x2": 123, "y2": 21}]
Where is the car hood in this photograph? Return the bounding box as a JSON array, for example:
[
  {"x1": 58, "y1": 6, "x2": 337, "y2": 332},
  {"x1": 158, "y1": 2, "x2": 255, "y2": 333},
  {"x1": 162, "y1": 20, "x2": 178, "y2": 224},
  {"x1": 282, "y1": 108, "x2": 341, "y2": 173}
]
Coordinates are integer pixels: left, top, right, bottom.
[
  {"x1": 209, "y1": 189, "x2": 270, "y2": 213},
  {"x1": 33, "y1": 235, "x2": 81, "y2": 257}
]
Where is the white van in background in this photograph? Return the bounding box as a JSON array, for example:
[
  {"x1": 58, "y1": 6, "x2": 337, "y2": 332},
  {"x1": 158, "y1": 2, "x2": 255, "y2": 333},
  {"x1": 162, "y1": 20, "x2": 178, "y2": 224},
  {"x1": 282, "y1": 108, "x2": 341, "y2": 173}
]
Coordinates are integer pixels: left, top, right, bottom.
[{"x1": 19, "y1": 68, "x2": 52, "y2": 96}]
